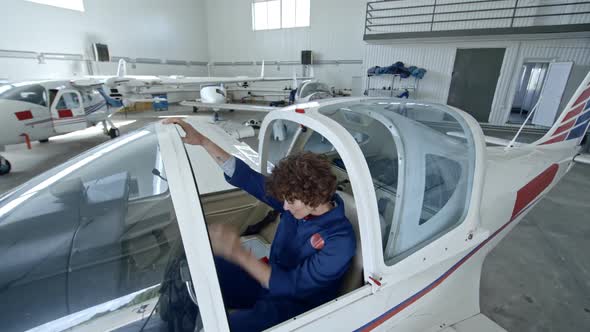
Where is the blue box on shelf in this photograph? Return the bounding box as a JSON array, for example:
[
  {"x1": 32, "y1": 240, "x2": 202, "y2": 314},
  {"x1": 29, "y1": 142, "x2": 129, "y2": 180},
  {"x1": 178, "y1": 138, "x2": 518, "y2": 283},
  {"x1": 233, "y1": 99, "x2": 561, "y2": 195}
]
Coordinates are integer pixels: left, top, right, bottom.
[{"x1": 152, "y1": 94, "x2": 168, "y2": 111}]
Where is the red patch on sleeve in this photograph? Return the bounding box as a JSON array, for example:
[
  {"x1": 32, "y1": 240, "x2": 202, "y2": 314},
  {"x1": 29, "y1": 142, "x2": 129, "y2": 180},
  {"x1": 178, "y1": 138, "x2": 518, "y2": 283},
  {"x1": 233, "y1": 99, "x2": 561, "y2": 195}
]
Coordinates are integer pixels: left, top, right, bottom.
[
  {"x1": 310, "y1": 233, "x2": 325, "y2": 250},
  {"x1": 259, "y1": 256, "x2": 269, "y2": 264}
]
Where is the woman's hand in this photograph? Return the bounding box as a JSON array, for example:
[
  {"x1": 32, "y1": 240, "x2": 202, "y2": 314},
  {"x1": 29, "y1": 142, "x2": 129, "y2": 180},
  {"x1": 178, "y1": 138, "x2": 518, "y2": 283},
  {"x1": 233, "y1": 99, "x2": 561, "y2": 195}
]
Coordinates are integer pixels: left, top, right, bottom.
[
  {"x1": 162, "y1": 118, "x2": 207, "y2": 145},
  {"x1": 208, "y1": 223, "x2": 271, "y2": 288},
  {"x1": 208, "y1": 223, "x2": 243, "y2": 262}
]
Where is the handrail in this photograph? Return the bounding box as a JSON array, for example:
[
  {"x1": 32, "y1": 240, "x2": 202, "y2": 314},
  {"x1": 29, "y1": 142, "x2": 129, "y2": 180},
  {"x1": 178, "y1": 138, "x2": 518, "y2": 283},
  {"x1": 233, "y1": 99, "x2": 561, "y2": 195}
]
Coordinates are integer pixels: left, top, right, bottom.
[{"x1": 365, "y1": 0, "x2": 590, "y2": 37}]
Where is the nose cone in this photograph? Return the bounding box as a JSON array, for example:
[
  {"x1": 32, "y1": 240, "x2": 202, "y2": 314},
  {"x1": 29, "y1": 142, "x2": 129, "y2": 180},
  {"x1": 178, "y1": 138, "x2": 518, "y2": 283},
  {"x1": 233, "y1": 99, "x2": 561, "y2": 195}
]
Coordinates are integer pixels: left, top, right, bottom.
[{"x1": 0, "y1": 100, "x2": 30, "y2": 146}]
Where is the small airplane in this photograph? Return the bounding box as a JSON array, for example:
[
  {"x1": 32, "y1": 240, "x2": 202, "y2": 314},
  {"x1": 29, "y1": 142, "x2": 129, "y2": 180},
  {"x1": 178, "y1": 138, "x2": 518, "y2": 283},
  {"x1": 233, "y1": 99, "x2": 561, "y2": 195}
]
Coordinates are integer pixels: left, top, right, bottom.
[
  {"x1": 0, "y1": 72, "x2": 589, "y2": 332},
  {"x1": 101, "y1": 59, "x2": 314, "y2": 108},
  {"x1": 179, "y1": 79, "x2": 333, "y2": 116},
  {"x1": 0, "y1": 79, "x2": 126, "y2": 175},
  {"x1": 0, "y1": 60, "x2": 311, "y2": 176}
]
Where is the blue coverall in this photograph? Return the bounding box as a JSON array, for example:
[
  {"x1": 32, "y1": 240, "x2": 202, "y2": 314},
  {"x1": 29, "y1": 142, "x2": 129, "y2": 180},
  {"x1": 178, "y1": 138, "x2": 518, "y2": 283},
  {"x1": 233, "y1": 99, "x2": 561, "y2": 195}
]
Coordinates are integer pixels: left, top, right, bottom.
[{"x1": 217, "y1": 157, "x2": 356, "y2": 332}]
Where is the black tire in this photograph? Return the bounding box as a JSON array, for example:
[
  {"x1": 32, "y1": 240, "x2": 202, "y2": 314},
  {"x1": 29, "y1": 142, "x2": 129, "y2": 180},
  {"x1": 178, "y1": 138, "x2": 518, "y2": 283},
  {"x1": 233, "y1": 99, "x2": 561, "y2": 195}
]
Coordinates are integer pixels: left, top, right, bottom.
[
  {"x1": 0, "y1": 159, "x2": 11, "y2": 176},
  {"x1": 108, "y1": 128, "x2": 120, "y2": 139},
  {"x1": 39, "y1": 139, "x2": 49, "y2": 143}
]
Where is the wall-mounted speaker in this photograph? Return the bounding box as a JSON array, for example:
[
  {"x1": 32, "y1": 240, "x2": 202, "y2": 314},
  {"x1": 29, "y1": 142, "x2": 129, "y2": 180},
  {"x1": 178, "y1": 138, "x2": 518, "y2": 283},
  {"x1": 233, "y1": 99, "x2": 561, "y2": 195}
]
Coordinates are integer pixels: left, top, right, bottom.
[{"x1": 301, "y1": 50, "x2": 313, "y2": 65}]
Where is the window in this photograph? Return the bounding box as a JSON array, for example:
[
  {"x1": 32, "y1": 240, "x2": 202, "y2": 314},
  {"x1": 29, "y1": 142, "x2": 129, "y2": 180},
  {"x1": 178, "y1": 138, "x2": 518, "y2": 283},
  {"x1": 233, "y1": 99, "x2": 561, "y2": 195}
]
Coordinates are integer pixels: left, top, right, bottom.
[
  {"x1": 318, "y1": 106, "x2": 399, "y2": 251},
  {"x1": 0, "y1": 126, "x2": 183, "y2": 331},
  {"x1": 25, "y1": 0, "x2": 85, "y2": 12},
  {"x1": 56, "y1": 92, "x2": 81, "y2": 110},
  {"x1": 318, "y1": 100, "x2": 476, "y2": 265},
  {"x1": 252, "y1": 0, "x2": 310, "y2": 31}
]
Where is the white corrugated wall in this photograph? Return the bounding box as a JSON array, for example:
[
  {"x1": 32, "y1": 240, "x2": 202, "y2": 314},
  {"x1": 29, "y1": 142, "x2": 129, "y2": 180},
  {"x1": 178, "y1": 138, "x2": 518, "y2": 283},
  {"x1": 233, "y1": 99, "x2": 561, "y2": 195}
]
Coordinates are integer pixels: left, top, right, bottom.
[{"x1": 364, "y1": 36, "x2": 590, "y2": 124}]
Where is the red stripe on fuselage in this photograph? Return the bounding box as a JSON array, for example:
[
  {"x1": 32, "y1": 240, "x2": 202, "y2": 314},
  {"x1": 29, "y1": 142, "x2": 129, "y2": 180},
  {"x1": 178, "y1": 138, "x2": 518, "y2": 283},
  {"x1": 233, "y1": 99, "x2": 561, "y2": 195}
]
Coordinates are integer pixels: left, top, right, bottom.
[
  {"x1": 511, "y1": 164, "x2": 559, "y2": 219},
  {"x1": 541, "y1": 132, "x2": 568, "y2": 145},
  {"x1": 553, "y1": 119, "x2": 576, "y2": 136},
  {"x1": 563, "y1": 103, "x2": 584, "y2": 122},
  {"x1": 573, "y1": 86, "x2": 590, "y2": 107}
]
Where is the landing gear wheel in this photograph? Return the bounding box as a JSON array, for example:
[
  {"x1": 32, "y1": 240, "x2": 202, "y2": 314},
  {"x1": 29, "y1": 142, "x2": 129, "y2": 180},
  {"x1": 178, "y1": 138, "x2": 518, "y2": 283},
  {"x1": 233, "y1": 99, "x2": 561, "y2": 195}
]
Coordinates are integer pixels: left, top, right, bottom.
[
  {"x1": 192, "y1": 106, "x2": 198, "y2": 113},
  {"x1": 39, "y1": 139, "x2": 49, "y2": 143},
  {"x1": 0, "y1": 158, "x2": 11, "y2": 176},
  {"x1": 108, "y1": 128, "x2": 120, "y2": 139}
]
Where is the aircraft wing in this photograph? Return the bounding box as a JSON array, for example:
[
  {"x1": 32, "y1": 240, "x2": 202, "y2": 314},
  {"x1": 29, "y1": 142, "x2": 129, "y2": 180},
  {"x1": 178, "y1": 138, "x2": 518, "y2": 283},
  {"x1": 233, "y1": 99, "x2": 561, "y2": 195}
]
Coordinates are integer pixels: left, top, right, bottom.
[
  {"x1": 574, "y1": 153, "x2": 590, "y2": 165},
  {"x1": 180, "y1": 101, "x2": 277, "y2": 113},
  {"x1": 70, "y1": 78, "x2": 105, "y2": 88}
]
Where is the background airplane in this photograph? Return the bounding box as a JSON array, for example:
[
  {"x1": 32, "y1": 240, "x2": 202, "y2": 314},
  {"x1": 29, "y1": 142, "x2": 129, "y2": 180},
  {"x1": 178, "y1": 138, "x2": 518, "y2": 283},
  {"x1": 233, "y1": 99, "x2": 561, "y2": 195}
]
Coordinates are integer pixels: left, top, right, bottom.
[
  {"x1": 98, "y1": 59, "x2": 313, "y2": 106},
  {"x1": 0, "y1": 60, "x2": 313, "y2": 176},
  {"x1": 0, "y1": 79, "x2": 124, "y2": 176},
  {"x1": 179, "y1": 79, "x2": 333, "y2": 116}
]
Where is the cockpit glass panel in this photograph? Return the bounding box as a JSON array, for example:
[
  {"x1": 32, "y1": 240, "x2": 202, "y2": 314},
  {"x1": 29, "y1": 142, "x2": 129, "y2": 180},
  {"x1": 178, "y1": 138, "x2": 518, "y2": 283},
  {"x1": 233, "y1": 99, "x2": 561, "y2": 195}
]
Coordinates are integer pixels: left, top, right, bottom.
[
  {"x1": 319, "y1": 99, "x2": 476, "y2": 264},
  {"x1": 56, "y1": 92, "x2": 81, "y2": 110},
  {"x1": 265, "y1": 119, "x2": 301, "y2": 168},
  {"x1": 0, "y1": 125, "x2": 186, "y2": 331},
  {"x1": 0, "y1": 83, "x2": 47, "y2": 107},
  {"x1": 318, "y1": 105, "x2": 399, "y2": 252}
]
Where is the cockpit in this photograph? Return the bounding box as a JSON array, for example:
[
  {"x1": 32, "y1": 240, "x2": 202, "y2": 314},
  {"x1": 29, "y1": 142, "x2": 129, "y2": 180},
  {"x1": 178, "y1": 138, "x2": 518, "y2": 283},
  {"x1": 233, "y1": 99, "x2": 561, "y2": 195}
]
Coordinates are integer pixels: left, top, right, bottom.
[{"x1": 262, "y1": 99, "x2": 476, "y2": 264}]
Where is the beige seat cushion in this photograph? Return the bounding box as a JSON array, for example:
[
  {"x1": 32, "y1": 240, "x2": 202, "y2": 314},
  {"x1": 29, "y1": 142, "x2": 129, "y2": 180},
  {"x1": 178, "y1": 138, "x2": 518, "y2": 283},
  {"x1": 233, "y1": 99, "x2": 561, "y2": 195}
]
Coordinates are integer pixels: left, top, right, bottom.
[{"x1": 337, "y1": 191, "x2": 364, "y2": 294}]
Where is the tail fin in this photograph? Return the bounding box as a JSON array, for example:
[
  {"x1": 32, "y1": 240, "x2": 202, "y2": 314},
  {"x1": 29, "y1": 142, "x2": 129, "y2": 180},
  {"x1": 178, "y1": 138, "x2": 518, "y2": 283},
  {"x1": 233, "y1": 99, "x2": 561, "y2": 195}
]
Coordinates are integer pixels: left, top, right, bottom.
[
  {"x1": 535, "y1": 71, "x2": 590, "y2": 146},
  {"x1": 117, "y1": 59, "x2": 127, "y2": 78}
]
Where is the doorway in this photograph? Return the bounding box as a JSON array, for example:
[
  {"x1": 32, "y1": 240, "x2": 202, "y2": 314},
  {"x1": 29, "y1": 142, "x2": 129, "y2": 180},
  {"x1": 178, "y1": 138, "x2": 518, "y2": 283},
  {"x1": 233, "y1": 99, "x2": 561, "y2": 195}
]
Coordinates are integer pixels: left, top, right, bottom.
[
  {"x1": 447, "y1": 48, "x2": 506, "y2": 123},
  {"x1": 510, "y1": 61, "x2": 573, "y2": 126},
  {"x1": 509, "y1": 62, "x2": 549, "y2": 125}
]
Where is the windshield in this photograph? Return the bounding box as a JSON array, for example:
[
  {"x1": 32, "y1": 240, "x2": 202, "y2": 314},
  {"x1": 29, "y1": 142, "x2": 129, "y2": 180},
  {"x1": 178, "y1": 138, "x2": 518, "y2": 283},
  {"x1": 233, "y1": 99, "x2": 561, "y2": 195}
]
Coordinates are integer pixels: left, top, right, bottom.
[
  {"x1": 0, "y1": 125, "x2": 188, "y2": 331},
  {"x1": 0, "y1": 83, "x2": 47, "y2": 107},
  {"x1": 300, "y1": 82, "x2": 331, "y2": 98}
]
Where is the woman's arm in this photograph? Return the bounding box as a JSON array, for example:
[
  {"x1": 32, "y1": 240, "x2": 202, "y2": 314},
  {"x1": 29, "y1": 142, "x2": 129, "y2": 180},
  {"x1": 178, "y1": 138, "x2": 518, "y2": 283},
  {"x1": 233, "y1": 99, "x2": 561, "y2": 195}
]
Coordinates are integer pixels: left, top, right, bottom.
[
  {"x1": 164, "y1": 118, "x2": 284, "y2": 211},
  {"x1": 162, "y1": 118, "x2": 230, "y2": 166}
]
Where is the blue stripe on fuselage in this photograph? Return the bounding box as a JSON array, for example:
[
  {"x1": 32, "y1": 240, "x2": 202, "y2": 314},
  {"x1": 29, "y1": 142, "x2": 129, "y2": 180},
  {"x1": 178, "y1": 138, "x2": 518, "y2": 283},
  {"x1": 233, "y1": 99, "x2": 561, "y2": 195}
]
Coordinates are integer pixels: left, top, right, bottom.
[{"x1": 84, "y1": 101, "x2": 107, "y2": 115}]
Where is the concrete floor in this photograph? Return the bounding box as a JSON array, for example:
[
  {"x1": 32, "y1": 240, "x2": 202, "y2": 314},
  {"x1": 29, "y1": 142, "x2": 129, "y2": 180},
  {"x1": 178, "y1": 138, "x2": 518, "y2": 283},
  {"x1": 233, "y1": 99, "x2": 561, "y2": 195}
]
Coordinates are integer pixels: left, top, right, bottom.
[{"x1": 0, "y1": 106, "x2": 589, "y2": 331}]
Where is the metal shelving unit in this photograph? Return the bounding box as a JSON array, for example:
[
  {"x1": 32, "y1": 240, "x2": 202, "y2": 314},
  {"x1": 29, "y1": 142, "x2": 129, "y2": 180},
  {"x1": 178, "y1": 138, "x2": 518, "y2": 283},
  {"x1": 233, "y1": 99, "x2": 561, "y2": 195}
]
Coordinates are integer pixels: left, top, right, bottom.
[{"x1": 364, "y1": 74, "x2": 420, "y2": 97}]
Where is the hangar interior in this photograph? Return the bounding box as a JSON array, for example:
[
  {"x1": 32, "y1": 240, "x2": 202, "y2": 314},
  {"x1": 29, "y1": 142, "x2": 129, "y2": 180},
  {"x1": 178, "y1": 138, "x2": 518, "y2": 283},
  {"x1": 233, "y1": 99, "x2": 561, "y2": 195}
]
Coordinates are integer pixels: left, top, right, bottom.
[{"x1": 0, "y1": 0, "x2": 589, "y2": 331}]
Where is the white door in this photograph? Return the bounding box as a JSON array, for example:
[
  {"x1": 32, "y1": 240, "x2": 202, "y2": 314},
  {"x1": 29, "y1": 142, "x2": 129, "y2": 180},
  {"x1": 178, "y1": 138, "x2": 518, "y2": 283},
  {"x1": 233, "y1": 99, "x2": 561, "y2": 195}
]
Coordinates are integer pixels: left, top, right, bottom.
[
  {"x1": 50, "y1": 90, "x2": 87, "y2": 134},
  {"x1": 532, "y1": 62, "x2": 574, "y2": 127}
]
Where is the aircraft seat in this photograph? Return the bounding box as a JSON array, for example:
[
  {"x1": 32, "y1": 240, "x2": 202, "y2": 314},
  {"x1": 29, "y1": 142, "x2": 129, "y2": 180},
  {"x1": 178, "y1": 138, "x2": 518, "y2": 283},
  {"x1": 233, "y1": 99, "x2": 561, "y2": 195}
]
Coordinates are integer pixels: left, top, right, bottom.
[{"x1": 337, "y1": 191, "x2": 364, "y2": 295}]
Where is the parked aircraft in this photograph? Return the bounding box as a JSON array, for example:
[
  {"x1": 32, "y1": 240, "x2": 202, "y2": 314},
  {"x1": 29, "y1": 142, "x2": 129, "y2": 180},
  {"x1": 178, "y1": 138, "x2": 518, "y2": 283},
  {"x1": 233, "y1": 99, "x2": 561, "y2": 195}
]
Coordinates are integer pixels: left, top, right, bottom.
[
  {"x1": 180, "y1": 80, "x2": 333, "y2": 116},
  {"x1": 101, "y1": 59, "x2": 312, "y2": 107},
  {"x1": 0, "y1": 72, "x2": 589, "y2": 332},
  {"x1": 0, "y1": 60, "x2": 310, "y2": 176},
  {"x1": 0, "y1": 79, "x2": 125, "y2": 175}
]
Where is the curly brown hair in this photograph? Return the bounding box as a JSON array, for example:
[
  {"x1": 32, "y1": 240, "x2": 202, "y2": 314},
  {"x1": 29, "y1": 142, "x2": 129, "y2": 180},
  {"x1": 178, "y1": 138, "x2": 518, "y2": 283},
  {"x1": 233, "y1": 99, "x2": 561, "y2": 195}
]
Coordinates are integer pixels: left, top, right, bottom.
[{"x1": 266, "y1": 152, "x2": 337, "y2": 208}]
